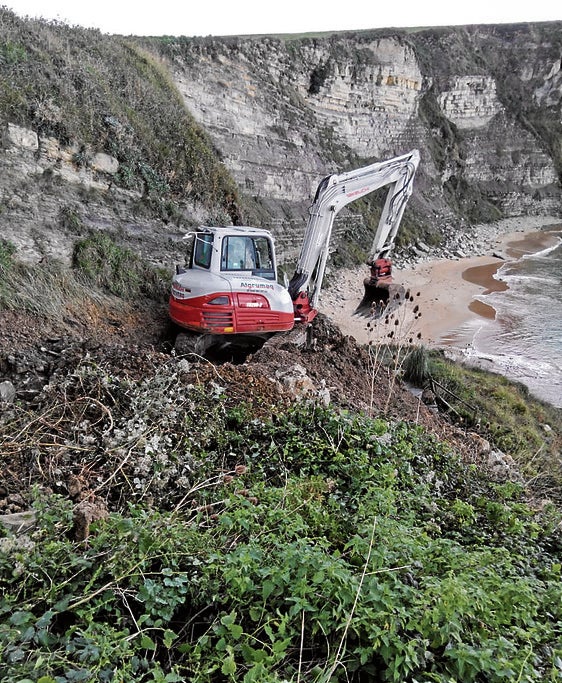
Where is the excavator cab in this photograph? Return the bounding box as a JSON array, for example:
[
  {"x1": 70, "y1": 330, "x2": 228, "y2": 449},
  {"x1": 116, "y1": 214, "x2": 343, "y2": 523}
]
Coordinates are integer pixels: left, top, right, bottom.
[{"x1": 170, "y1": 227, "x2": 294, "y2": 346}]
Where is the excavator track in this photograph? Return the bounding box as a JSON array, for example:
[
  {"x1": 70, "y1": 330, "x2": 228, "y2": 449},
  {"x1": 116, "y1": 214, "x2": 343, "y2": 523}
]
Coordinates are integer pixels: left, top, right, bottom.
[{"x1": 174, "y1": 331, "x2": 209, "y2": 357}]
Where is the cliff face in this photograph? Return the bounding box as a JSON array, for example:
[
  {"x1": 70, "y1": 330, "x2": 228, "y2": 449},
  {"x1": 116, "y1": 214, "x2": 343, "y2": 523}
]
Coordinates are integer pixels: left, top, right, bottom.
[
  {"x1": 161, "y1": 25, "x2": 562, "y2": 260},
  {"x1": 165, "y1": 35, "x2": 429, "y2": 262},
  {"x1": 1, "y1": 17, "x2": 561, "y2": 267}
]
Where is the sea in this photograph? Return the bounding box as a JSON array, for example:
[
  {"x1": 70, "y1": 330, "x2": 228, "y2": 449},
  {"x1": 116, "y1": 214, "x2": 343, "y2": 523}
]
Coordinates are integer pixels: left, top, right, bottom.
[{"x1": 459, "y1": 229, "x2": 562, "y2": 408}]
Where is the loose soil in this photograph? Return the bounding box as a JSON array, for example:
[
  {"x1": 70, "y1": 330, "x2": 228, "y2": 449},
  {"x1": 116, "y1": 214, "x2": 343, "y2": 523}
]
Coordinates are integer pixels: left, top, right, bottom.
[{"x1": 0, "y1": 299, "x2": 487, "y2": 517}]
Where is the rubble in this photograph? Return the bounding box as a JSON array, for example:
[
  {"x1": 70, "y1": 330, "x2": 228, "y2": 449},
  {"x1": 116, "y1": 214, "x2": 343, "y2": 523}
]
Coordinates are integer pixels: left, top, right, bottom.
[{"x1": 0, "y1": 298, "x2": 527, "y2": 515}]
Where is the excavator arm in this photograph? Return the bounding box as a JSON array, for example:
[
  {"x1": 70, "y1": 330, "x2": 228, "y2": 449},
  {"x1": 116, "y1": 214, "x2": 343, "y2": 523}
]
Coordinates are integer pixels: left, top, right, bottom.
[{"x1": 288, "y1": 149, "x2": 420, "y2": 322}]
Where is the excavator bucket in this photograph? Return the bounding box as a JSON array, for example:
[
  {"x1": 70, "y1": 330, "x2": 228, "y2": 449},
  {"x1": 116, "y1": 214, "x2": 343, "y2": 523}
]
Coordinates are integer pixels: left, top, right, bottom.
[{"x1": 354, "y1": 280, "x2": 405, "y2": 318}]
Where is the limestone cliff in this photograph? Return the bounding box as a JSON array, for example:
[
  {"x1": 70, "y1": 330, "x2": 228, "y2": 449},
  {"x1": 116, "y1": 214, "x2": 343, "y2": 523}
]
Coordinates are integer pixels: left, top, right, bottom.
[
  {"x1": 0, "y1": 11, "x2": 561, "y2": 268},
  {"x1": 157, "y1": 25, "x2": 562, "y2": 261}
]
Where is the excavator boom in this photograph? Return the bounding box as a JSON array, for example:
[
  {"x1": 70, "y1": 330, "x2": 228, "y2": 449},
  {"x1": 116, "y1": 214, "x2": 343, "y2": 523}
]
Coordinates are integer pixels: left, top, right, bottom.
[{"x1": 288, "y1": 149, "x2": 420, "y2": 322}]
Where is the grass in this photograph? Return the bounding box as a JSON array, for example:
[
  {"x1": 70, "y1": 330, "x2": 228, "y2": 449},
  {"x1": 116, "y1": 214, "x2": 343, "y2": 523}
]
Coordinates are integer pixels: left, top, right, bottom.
[
  {"x1": 0, "y1": 8, "x2": 239, "y2": 221},
  {"x1": 428, "y1": 351, "x2": 562, "y2": 498},
  {"x1": 72, "y1": 231, "x2": 169, "y2": 301},
  {"x1": 361, "y1": 294, "x2": 562, "y2": 502},
  {"x1": 402, "y1": 344, "x2": 430, "y2": 386},
  {"x1": 0, "y1": 239, "x2": 97, "y2": 318},
  {"x1": 0, "y1": 234, "x2": 169, "y2": 320}
]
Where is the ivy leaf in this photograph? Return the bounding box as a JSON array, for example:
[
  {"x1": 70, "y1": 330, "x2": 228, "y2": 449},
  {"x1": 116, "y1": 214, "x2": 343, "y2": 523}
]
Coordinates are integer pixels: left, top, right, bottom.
[
  {"x1": 262, "y1": 580, "x2": 275, "y2": 600},
  {"x1": 230, "y1": 623, "x2": 243, "y2": 640},
  {"x1": 221, "y1": 611, "x2": 236, "y2": 626},
  {"x1": 10, "y1": 611, "x2": 33, "y2": 626},
  {"x1": 163, "y1": 629, "x2": 177, "y2": 648}
]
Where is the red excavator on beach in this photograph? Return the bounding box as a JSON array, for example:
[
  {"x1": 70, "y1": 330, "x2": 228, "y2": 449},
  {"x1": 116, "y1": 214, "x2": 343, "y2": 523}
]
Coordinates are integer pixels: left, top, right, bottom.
[{"x1": 169, "y1": 150, "x2": 420, "y2": 354}]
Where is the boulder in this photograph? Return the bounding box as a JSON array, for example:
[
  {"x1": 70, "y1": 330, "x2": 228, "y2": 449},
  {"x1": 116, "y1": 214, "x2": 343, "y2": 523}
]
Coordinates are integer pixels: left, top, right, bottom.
[
  {"x1": 0, "y1": 380, "x2": 16, "y2": 404},
  {"x1": 0, "y1": 510, "x2": 36, "y2": 533},
  {"x1": 91, "y1": 152, "x2": 119, "y2": 174},
  {"x1": 4, "y1": 123, "x2": 38, "y2": 151}
]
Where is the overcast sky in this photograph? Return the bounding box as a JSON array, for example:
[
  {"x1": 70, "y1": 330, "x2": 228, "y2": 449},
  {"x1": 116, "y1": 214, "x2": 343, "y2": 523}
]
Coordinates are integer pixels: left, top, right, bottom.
[{"x1": 3, "y1": 0, "x2": 561, "y2": 37}]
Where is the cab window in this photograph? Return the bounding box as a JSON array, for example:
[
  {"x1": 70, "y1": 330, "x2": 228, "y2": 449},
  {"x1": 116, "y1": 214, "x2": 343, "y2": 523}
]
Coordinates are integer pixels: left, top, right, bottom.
[
  {"x1": 221, "y1": 236, "x2": 275, "y2": 279},
  {"x1": 254, "y1": 237, "x2": 274, "y2": 272},
  {"x1": 194, "y1": 233, "x2": 213, "y2": 269},
  {"x1": 222, "y1": 236, "x2": 255, "y2": 270}
]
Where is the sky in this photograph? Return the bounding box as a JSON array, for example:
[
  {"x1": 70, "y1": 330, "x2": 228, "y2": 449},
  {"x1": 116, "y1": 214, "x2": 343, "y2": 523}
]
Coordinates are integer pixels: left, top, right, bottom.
[{"x1": 3, "y1": 0, "x2": 561, "y2": 37}]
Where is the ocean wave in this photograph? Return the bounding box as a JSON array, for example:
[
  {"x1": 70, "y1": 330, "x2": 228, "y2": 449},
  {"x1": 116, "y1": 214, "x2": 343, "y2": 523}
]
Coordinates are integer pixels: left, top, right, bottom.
[
  {"x1": 465, "y1": 347, "x2": 562, "y2": 406},
  {"x1": 456, "y1": 228, "x2": 562, "y2": 406},
  {"x1": 497, "y1": 274, "x2": 559, "y2": 286},
  {"x1": 519, "y1": 235, "x2": 562, "y2": 261},
  {"x1": 474, "y1": 351, "x2": 561, "y2": 375}
]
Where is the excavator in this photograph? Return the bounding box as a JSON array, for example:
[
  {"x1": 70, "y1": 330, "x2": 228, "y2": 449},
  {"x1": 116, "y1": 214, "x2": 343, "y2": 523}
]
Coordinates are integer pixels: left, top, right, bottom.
[{"x1": 169, "y1": 149, "x2": 420, "y2": 355}]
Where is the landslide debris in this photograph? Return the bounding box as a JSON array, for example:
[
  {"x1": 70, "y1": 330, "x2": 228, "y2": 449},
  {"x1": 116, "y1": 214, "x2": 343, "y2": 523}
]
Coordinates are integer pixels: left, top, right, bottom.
[{"x1": 0, "y1": 304, "x2": 516, "y2": 521}]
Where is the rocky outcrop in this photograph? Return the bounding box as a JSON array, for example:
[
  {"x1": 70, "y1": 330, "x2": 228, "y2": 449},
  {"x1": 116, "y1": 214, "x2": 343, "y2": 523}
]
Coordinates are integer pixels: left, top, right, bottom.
[
  {"x1": 161, "y1": 25, "x2": 561, "y2": 258},
  {"x1": 1, "y1": 22, "x2": 561, "y2": 268},
  {"x1": 0, "y1": 122, "x2": 189, "y2": 266},
  {"x1": 3, "y1": 123, "x2": 120, "y2": 190},
  {"x1": 439, "y1": 76, "x2": 504, "y2": 129}
]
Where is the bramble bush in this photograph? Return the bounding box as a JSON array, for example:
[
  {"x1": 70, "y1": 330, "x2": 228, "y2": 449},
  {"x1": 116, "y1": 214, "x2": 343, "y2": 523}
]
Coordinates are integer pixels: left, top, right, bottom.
[{"x1": 1, "y1": 379, "x2": 561, "y2": 682}]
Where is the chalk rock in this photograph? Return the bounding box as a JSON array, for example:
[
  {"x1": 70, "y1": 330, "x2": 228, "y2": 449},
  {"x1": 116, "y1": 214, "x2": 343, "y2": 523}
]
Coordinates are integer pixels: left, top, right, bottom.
[
  {"x1": 0, "y1": 510, "x2": 36, "y2": 533},
  {"x1": 0, "y1": 381, "x2": 16, "y2": 404},
  {"x1": 4, "y1": 123, "x2": 39, "y2": 151},
  {"x1": 487, "y1": 449, "x2": 515, "y2": 477},
  {"x1": 91, "y1": 152, "x2": 119, "y2": 174},
  {"x1": 275, "y1": 363, "x2": 316, "y2": 397}
]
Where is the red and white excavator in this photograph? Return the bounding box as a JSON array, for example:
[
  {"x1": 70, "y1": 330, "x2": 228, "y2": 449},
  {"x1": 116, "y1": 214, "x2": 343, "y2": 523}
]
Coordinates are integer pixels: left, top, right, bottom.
[{"x1": 169, "y1": 149, "x2": 420, "y2": 354}]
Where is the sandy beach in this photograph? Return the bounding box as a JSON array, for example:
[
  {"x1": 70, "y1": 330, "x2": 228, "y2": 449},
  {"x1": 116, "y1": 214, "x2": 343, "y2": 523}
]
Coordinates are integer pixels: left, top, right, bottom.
[{"x1": 319, "y1": 217, "x2": 562, "y2": 351}]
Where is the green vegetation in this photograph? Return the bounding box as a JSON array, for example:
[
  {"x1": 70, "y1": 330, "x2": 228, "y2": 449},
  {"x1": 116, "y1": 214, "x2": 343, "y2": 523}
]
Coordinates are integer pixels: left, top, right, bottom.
[
  {"x1": 0, "y1": 233, "x2": 168, "y2": 316},
  {"x1": 1, "y1": 358, "x2": 561, "y2": 682},
  {"x1": 0, "y1": 239, "x2": 17, "y2": 308},
  {"x1": 425, "y1": 352, "x2": 562, "y2": 497},
  {"x1": 365, "y1": 337, "x2": 562, "y2": 500},
  {"x1": 402, "y1": 344, "x2": 430, "y2": 387},
  {"x1": 0, "y1": 238, "x2": 16, "y2": 270},
  {"x1": 0, "y1": 238, "x2": 94, "y2": 317},
  {"x1": 0, "y1": 8, "x2": 239, "y2": 219},
  {"x1": 72, "y1": 231, "x2": 168, "y2": 301},
  {"x1": 1, "y1": 15, "x2": 562, "y2": 683}
]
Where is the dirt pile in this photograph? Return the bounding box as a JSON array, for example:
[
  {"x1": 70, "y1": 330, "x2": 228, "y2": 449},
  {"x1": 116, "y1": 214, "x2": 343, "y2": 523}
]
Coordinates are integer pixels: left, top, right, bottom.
[{"x1": 0, "y1": 303, "x2": 483, "y2": 520}]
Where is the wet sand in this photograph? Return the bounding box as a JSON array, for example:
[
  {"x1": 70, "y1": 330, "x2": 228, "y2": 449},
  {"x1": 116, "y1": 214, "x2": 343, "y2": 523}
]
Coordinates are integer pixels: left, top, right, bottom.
[
  {"x1": 319, "y1": 227, "x2": 561, "y2": 349},
  {"x1": 463, "y1": 261, "x2": 509, "y2": 321}
]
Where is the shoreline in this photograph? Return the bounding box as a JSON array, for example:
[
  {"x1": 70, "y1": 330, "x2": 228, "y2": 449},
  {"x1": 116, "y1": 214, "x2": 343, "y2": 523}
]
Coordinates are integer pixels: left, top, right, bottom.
[{"x1": 319, "y1": 218, "x2": 562, "y2": 351}]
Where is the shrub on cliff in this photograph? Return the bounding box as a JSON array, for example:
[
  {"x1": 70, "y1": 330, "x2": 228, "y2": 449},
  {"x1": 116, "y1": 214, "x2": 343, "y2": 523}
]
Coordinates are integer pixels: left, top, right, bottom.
[
  {"x1": 72, "y1": 231, "x2": 168, "y2": 301},
  {"x1": 1, "y1": 359, "x2": 561, "y2": 682}
]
